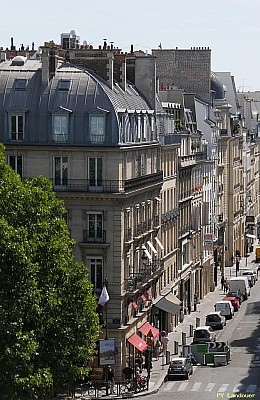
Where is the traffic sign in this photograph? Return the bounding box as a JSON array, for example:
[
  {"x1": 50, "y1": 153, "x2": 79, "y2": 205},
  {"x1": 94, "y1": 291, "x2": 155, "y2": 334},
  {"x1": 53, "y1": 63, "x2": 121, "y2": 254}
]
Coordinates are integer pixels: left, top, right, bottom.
[{"x1": 209, "y1": 341, "x2": 226, "y2": 349}]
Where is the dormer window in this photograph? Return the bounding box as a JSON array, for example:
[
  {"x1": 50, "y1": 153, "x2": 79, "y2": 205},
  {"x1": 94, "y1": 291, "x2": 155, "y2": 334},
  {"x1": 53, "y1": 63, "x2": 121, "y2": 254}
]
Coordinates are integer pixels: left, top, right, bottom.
[
  {"x1": 89, "y1": 114, "x2": 106, "y2": 143},
  {"x1": 10, "y1": 114, "x2": 24, "y2": 141},
  {"x1": 58, "y1": 80, "x2": 71, "y2": 90},
  {"x1": 15, "y1": 79, "x2": 27, "y2": 90},
  {"x1": 53, "y1": 114, "x2": 69, "y2": 142},
  {"x1": 52, "y1": 107, "x2": 72, "y2": 142}
]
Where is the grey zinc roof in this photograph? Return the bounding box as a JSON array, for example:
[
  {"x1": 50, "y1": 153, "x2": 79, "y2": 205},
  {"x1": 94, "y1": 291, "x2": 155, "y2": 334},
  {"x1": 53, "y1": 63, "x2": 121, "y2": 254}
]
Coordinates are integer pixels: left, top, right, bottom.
[{"x1": 0, "y1": 60, "x2": 155, "y2": 146}]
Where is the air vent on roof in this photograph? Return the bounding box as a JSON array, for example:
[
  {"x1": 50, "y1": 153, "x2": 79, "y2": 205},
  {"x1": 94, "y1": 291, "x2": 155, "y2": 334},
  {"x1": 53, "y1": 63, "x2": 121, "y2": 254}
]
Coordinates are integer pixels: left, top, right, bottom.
[{"x1": 11, "y1": 56, "x2": 27, "y2": 66}]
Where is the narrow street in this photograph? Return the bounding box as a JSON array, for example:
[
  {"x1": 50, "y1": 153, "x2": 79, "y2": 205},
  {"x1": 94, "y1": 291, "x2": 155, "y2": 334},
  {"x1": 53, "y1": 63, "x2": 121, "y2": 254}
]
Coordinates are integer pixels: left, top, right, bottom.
[{"x1": 137, "y1": 276, "x2": 260, "y2": 400}]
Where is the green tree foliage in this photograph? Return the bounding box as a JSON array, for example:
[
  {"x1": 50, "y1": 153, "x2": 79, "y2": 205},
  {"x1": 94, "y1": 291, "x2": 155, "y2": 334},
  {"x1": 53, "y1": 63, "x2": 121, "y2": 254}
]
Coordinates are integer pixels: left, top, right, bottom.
[{"x1": 0, "y1": 145, "x2": 100, "y2": 399}]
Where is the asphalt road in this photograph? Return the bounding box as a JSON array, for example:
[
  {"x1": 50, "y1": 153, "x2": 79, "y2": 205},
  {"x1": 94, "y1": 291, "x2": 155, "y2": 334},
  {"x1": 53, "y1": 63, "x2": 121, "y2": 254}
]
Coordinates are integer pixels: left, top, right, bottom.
[{"x1": 137, "y1": 276, "x2": 260, "y2": 400}]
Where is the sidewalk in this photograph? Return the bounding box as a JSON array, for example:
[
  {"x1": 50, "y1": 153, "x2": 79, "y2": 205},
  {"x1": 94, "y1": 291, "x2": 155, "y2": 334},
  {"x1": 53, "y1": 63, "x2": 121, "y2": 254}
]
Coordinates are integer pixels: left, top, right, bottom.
[{"x1": 135, "y1": 248, "x2": 257, "y2": 397}]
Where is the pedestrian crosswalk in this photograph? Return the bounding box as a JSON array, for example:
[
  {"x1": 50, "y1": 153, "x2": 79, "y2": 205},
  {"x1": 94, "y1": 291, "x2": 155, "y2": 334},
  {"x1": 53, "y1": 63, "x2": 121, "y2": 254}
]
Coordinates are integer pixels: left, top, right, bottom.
[{"x1": 158, "y1": 381, "x2": 258, "y2": 394}]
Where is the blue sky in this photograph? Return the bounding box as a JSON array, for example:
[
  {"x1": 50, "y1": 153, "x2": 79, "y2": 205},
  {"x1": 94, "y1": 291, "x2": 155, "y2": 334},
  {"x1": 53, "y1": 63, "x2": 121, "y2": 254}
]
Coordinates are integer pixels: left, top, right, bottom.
[{"x1": 1, "y1": 0, "x2": 259, "y2": 91}]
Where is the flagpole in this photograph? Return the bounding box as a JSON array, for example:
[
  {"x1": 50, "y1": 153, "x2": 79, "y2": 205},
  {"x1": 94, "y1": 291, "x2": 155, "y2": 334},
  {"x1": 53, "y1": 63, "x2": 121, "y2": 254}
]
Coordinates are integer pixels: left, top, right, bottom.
[
  {"x1": 104, "y1": 279, "x2": 108, "y2": 395},
  {"x1": 98, "y1": 279, "x2": 110, "y2": 395},
  {"x1": 104, "y1": 278, "x2": 108, "y2": 339}
]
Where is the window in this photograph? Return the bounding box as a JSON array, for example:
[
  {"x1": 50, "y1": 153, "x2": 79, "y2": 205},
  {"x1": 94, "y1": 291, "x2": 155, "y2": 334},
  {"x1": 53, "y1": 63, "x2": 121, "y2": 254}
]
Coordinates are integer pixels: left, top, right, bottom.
[
  {"x1": 15, "y1": 79, "x2": 27, "y2": 90},
  {"x1": 87, "y1": 213, "x2": 103, "y2": 241},
  {"x1": 87, "y1": 258, "x2": 103, "y2": 291},
  {"x1": 54, "y1": 156, "x2": 68, "y2": 186},
  {"x1": 89, "y1": 157, "x2": 102, "y2": 187},
  {"x1": 90, "y1": 115, "x2": 105, "y2": 143},
  {"x1": 10, "y1": 114, "x2": 24, "y2": 140},
  {"x1": 53, "y1": 115, "x2": 69, "y2": 142},
  {"x1": 136, "y1": 153, "x2": 146, "y2": 177},
  {"x1": 58, "y1": 80, "x2": 71, "y2": 90},
  {"x1": 8, "y1": 155, "x2": 23, "y2": 178}
]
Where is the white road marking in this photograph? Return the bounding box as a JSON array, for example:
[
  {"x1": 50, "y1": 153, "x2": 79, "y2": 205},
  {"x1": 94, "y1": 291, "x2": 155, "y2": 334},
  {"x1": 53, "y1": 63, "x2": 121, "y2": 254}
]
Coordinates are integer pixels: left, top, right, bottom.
[
  {"x1": 177, "y1": 381, "x2": 189, "y2": 391},
  {"x1": 232, "y1": 384, "x2": 244, "y2": 392},
  {"x1": 163, "y1": 381, "x2": 176, "y2": 391},
  {"x1": 205, "y1": 383, "x2": 216, "y2": 391},
  {"x1": 218, "y1": 384, "x2": 229, "y2": 392},
  {"x1": 246, "y1": 385, "x2": 257, "y2": 393},
  {"x1": 190, "y1": 382, "x2": 202, "y2": 391}
]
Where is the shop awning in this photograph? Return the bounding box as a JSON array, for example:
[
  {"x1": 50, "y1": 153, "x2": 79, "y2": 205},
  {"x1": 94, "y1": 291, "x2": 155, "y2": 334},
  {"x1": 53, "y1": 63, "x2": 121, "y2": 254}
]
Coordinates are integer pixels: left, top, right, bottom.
[
  {"x1": 153, "y1": 292, "x2": 181, "y2": 315},
  {"x1": 246, "y1": 234, "x2": 256, "y2": 239},
  {"x1": 138, "y1": 322, "x2": 159, "y2": 339},
  {"x1": 127, "y1": 333, "x2": 147, "y2": 352}
]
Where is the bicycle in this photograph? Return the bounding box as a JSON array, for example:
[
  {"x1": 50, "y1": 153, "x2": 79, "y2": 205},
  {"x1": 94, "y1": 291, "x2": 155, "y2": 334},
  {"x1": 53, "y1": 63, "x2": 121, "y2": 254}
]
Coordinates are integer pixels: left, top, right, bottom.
[{"x1": 74, "y1": 381, "x2": 96, "y2": 398}]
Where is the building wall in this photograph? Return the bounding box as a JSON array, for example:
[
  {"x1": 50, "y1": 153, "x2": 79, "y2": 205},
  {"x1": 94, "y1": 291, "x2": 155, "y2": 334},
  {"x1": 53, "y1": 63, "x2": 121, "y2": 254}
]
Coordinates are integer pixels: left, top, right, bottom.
[{"x1": 152, "y1": 48, "x2": 211, "y2": 103}]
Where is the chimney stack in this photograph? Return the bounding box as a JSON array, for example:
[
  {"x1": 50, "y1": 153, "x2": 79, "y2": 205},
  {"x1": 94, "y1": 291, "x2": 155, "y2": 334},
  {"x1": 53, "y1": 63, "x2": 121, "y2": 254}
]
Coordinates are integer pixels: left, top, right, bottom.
[
  {"x1": 41, "y1": 46, "x2": 58, "y2": 85},
  {"x1": 11, "y1": 37, "x2": 15, "y2": 50}
]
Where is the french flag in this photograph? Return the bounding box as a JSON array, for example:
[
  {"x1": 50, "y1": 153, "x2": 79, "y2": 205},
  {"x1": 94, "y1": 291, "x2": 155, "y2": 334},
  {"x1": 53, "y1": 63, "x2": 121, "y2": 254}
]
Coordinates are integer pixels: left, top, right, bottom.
[{"x1": 98, "y1": 286, "x2": 110, "y2": 306}]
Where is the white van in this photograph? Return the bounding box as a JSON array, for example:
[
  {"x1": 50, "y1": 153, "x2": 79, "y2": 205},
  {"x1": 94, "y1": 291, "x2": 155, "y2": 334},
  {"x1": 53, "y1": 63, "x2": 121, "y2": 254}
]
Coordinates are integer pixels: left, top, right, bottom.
[
  {"x1": 229, "y1": 276, "x2": 250, "y2": 300},
  {"x1": 214, "y1": 300, "x2": 234, "y2": 319}
]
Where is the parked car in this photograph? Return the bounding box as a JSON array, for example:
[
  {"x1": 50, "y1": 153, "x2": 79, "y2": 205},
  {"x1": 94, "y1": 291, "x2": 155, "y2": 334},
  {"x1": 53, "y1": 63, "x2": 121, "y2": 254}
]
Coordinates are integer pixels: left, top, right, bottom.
[
  {"x1": 242, "y1": 270, "x2": 256, "y2": 286},
  {"x1": 229, "y1": 277, "x2": 250, "y2": 300},
  {"x1": 167, "y1": 357, "x2": 193, "y2": 380},
  {"x1": 205, "y1": 311, "x2": 226, "y2": 330},
  {"x1": 214, "y1": 300, "x2": 234, "y2": 319},
  {"x1": 224, "y1": 296, "x2": 240, "y2": 311},
  {"x1": 226, "y1": 290, "x2": 243, "y2": 304},
  {"x1": 193, "y1": 326, "x2": 217, "y2": 343}
]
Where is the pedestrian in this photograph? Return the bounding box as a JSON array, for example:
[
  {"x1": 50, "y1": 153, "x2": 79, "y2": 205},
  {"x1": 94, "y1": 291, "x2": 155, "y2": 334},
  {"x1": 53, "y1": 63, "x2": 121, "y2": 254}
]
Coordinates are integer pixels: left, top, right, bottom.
[
  {"x1": 223, "y1": 278, "x2": 228, "y2": 293},
  {"x1": 188, "y1": 302, "x2": 192, "y2": 314},
  {"x1": 221, "y1": 275, "x2": 225, "y2": 290},
  {"x1": 154, "y1": 339, "x2": 162, "y2": 360},
  {"x1": 226, "y1": 279, "x2": 230, "y2": 292},
  {"x1": 107, "y1": 366, "x2": 115, "y2": 394},
  {"x1": 161, "y1": 333, "x2": 169, "y2": 354}
]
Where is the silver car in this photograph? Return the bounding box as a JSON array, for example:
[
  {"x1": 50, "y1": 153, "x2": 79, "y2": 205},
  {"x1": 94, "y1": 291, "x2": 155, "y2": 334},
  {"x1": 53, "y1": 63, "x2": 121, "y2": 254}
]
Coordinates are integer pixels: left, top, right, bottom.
[
  {"x1": 193, "y1": 326, "x2": 217, "y2": 343},
  {"x1": 206, "y1": 311, "x2": 226, "y2": 330}
]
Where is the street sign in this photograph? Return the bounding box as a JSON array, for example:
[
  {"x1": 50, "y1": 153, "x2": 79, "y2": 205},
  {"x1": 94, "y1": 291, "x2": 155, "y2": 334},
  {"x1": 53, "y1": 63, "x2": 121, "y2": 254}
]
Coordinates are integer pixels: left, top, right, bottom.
[{"x1": 208, "y1": 341, "x2": 226, "y2": 349}]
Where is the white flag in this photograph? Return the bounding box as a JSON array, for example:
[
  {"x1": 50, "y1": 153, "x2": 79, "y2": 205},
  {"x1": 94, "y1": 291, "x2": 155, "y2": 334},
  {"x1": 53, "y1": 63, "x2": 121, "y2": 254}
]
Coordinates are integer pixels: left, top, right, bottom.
[{"x1": 98, "y1": 286, "x2": 109, "y2": 306}]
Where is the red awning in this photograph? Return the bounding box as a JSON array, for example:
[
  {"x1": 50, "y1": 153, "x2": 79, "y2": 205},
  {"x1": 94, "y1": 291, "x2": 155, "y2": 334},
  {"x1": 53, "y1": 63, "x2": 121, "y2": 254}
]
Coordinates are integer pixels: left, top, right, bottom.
[
  {"x1": 138, "y1": 322, "x2": 159, "y2": 339},
  {"x1": 127, "y1": 333, "x2": 147, "y2": 352}
]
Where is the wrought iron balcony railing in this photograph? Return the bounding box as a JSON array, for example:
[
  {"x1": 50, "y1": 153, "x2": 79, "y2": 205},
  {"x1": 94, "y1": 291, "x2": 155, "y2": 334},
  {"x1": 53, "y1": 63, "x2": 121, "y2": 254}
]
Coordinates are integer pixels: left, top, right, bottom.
[
  {"x1": 83, "y1": 230, "x2": 106, "y2": 244},
  {"x1": 50, "y1": 171, "x2": 163, "y2": 193},
  {"x1": 124, "y1": 262, "x2": 163, "y2": 291}
]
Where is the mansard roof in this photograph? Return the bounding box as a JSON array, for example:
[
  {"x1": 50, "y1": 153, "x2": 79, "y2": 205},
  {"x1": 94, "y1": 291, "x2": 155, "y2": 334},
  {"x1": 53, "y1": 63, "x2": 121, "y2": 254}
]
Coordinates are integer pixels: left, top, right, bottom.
[{"x1": 0, "y1": 59, "x2": 156, "y2": 146}]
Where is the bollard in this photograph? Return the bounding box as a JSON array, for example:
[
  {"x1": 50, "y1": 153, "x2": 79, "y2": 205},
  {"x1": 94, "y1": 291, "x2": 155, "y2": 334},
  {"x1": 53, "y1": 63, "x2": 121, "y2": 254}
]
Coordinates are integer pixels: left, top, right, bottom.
[
  {"x1": 189, "y1": 324, "x2": 193, "y2": 337},
  {"x1": 196, "y1": 317, "x2": 200, "y2": 328},
  {"x1": 174, "y1": 340, "x2": 179, "y2": 355},
  {"x1": 182, "y1": 332, "x2": 186, "y2": 346},
  {"x1": 166, "y1": 350, "x2": 170, "y2": 364}
]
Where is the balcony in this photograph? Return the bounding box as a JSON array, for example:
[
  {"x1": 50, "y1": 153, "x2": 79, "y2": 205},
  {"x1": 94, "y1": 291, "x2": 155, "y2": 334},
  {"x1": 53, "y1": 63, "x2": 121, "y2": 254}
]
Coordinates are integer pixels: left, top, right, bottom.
[
  {"x1": 133, "y1": 219, "x2": 156, "y2": 237},
  {"x1": 50, "y1": 171, "x2": 163, "y2": 193},
  {"x1": 124, "y1": 262, "x2": 163, "y2": 291},
  {"x1": 83, "y1": 230, "x2": 106, "y2": 244},
  {"x1": 178, "y1": 223, "x2": 192, "y2": 238},
  {"x1": 162, "y1": 208, "x2": 180, "y2": 225},
  {"x1": 124, "y1": 227, "x2": 132, "y2": 242}
]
